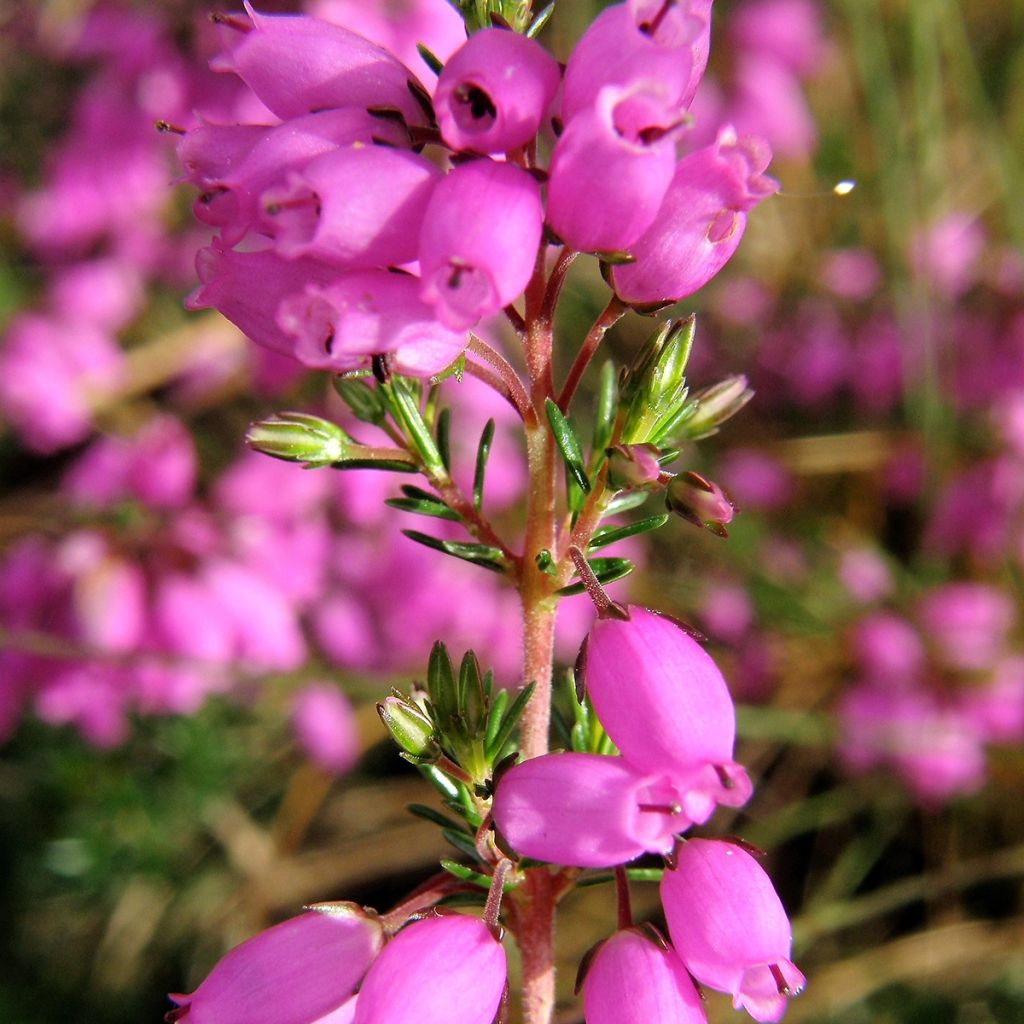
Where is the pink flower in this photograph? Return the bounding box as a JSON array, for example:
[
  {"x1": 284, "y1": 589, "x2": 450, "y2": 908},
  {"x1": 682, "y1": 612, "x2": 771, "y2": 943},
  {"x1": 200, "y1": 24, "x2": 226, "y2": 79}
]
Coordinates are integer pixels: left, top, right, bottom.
[
  {"x1": 613, "y1": 128, "x2": 779, "y2": 304},
  {"x1": 583, "y1": 928, "x2": 706, "y2": 1024},
  {"x1": 435, "y1": 28, "x2": 560, "y2": 154},
  {"x1": 584, "y1": 607, "x2": 752, "y2": 823},
  {"x1": 353, "y1": 915, "x2": 506, "y2": 1024},
  {"x1": 168, "y1": 909, "x2": 383, "y2": 1024},
  {"x1": 292, "y1": 683, "x2": 360, "y2": 775},
  {"x1": 838, "y1": 548, "x2": 893, "y2": 604},
  {"x1": 728, "y1": 0, "x2": 828, "y2": 76},
  {"x1": 492, "y1": 752, "x2": 685, "y2": 867},
  {"x1": 418, "y1": 159, "x2": 543, "y2": 330},
  {"x1": 917, "y1": 583, "x2": 1014, "y2": 672},
  {"x1": 216, "y1": 4, "x2": 430, "y2": 129},
  {"x1": 910, "y1": 212, "x2": 985, "y2": 297},
  {"x1": 662, "y1": 839, "x2": 805, "y2": 1022},
  {"x1": 852, "y1": 613, "x2": 924, "y2": 683}
]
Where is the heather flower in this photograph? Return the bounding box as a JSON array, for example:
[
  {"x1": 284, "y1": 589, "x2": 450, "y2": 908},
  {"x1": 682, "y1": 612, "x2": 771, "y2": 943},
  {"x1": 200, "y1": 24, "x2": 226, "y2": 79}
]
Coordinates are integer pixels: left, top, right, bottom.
[
  {"x1": 662, "y1": 839, "x2": 805, "y2": 1022},
  {"x1": 917, "y1": 583, "x2": 1014, "y2": 673},
  {"x1": 263, "y1": 144, "x2": 441, "y2": 266},
  {"x1": 584, "y1": 607, "x2": 752, "y2": 823},
  {"x1": 167, "y1": 909, "x2": 383, "y2": 1024},
  {"x1": 353, "y1": 915, "x2": 506, "y2": 1024},
  {"x1": 215, "y1": 4, "x2": 431, "y2": 128},
  {"x1": 837, "y1": 548, "x2": 893, "y2": 604},
  {"x1": 613, "y1": 128, "x2": 779, "y2": 304},
  {"x1": 276, "y1": 271, "x2": 469, "y2": 377},
  {"x1": 852, "y1": 613, "x2": 924, "y2": 683},
  {"x1": 418, "y1": 159, "x2": 543, "y2": 330},
  {"x1": 492, "y1": 752, "x2": 685, "y2": 867},
  {"x1": 666, "y1": 471, "x2": 736, "y2": 536},
  {"x1": 434, "y1": 28, "x2": 561, "y2": 154},
  {"x1": 547, "y1": 80, "x2": 684, "y2": 253},
  {"x1": 582, "y1": 929, "x2": 707, "y2": 1024}
]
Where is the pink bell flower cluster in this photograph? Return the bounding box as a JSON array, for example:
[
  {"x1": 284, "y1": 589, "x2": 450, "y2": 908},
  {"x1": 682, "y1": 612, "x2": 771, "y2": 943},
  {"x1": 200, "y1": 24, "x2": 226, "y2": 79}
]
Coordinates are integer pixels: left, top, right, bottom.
[
  {"x1": 169, "y1": 908, "x2": 506, "y2": 1024},
  {"x1": 494, "y1": 607, "x2": 804, "y2": 1021},
  {"x1": 182, "y1": 0, "x2": 777, "y2": 376},
  {"x1": 839, "y1": 582, "x2": 1024, "y2": 803}
]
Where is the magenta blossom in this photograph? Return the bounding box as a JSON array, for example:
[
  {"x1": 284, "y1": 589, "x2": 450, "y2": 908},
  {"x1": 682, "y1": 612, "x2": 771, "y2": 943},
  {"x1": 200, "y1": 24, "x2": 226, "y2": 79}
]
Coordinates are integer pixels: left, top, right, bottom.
[
  {"x1": 662, "y1": 839, "x2": 805, "y2": 1022},
  {"x1": 167, "y1": 909, "x2": 383, "y2": 1024},
  {"x1": 492, "y1": 752, "x2": 685, "y2": 868},
  {"x1": 418, "y1": 159, "x2": 543, "y2": 330},
  {"x1": 613, "y1": 127, "x2": 779, "y2": 305},
  {"x1": 435, "y1": 28, "x2": 561, "y2": 154},
  {"x1": 584, "y1": 607, "x2": 752, "y2": 823},
  {"x1": 583, "y1": 928, "x2": 707, "y2": 1024},
  {"x1": 353, "y1": 914, "x2": 506, "y2": 1024},
  {"x1": 291, "y1": 683, "x2": 360, "y2": 776}
]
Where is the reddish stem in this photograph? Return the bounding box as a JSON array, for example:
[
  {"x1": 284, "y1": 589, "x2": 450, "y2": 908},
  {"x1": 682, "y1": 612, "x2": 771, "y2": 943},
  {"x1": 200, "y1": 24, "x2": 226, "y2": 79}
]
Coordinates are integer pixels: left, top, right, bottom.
[{"x1": 558, "y1": 295, "x2": 626, "y2": 412}]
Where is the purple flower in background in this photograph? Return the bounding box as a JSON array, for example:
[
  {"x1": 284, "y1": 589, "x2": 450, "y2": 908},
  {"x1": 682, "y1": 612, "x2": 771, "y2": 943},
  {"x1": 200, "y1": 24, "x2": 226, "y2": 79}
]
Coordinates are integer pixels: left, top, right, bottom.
[{"x1": 292, "y1": 683, "x2": 360, "y2": 775}]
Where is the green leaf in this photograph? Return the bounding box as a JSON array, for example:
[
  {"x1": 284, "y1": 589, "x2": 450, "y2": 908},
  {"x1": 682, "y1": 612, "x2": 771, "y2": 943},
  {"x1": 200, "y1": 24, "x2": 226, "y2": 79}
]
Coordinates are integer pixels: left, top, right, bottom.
[
  {"x1": 484, "y1": 681, "x2": 535, "y2": 761},
  {"x1": 384, "y1": 496, "x2": 460, "y2": 521},
  {"x1": 576, "y1": 867, "x2": 665, "y2": 888},
  {"x1": 557, "y1": 557, "x2": 634, "y2": 596},
  {"x1": 545, "y1": 398, "x2": 591, "y2": 493},
  {"x1": 407, "y1": 804, "x2": 467, "y2": 832},
  {"x1": 592, "y1": 359, "x2": 618, "y2": 457},
  {"x1": 436, "y1": 406, "x2": 452, "y2": 472},
  {"x1": 385, "y1": 378, "x2": 444, "y2": 474},
  {"x1": 442, "y1": 828, "x2": 483, "y2": 861},
  {"x1": 473, "y1": 418, "x2": 495, "y2": 511},
  {"x1": 589, "y1": 514, "x2": 670, "y2": 549},
  {"x1": 333, "y1": 377, "x2": 386, "y2": 425},
  {"x1": 603, "y1": 490, "x2": 650, "y2": 517},
  {"x1": 332, "y1": 459, "x2": 418, "y2": 473},
  {"x1": 535, "y1": 549, "x2": 557, "y2": 575},
  {"x1": 527, "y1": 1, "x2": 556, "y2": 37},
  {"x1": 418, "y1": 764, "x2": 460, "y2": 800},
  {"x1": 440, "y1": 859, "x2": 493, "y2": 889},
  {"x1": 483, "y1": 688, "x2": 509, "y2": 749},
  {"x1": 402, "y1": 530, "x2": 507, "y2": 572},
  {"x1": 427, "y1": 641, "x2": 458, "y2": 727},
  {"x1": 416, "y1": 42, "x2": 444, "y2": 76}
]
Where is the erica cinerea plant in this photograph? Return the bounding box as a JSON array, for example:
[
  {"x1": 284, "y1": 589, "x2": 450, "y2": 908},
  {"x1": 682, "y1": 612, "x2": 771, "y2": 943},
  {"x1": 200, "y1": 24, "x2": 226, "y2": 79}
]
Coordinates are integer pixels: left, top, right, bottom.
[{"x1": 169, "y1": 1, "x2": 800, "y2": 1022}]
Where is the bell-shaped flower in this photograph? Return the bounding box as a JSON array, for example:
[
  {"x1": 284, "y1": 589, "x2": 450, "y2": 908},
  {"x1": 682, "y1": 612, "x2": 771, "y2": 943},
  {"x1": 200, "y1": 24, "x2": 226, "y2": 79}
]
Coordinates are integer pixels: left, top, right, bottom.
[
  {"x1": 277, "y1": 271, "x2": 468, "y2": 378},
  {"x1": 561, "y1": 1, "x2": 709, "y2": 125},
  {"x1": 583, "y1": 606, "x2": 752, "y2": 824},
  {"x1": 434, "y1": 28, "x2": 561, "y2": 154},
  {"x1": 187, "y1": 245, "x2": 338, "y2": 356},
  {"x1": 583, "y1": 928, "x2": 707, "y2": 1024},
  {"x1": 661, "y1": 840, "x2": 805, "y2": 1023},
  {"x1": 217, "y1": 3, "x2": 430, "y2": 128},
  {"x1": 547, "y1": 80, "x2": 684, "y2": 254},
  {"x1": 419, "y1": 159, "x2": 543, "y2": 330},
  {"x1": 613, "y1": 128, "x2": 779, "y2": 305},
  {"x1": 353, "y1": 914, "x2": 506, "y2": 1024},
  {"x1": 263, "y1": 144, "x2": 441, "y2": 267},
  {"x1": 292, "y1": 683, "x2": 360, "y2": 776},
  {"x1": 193, "y1": 110, "x2": 409, "y2": 245},
  {"x1": 167, "y1": 908, "x2": 383, "y2": 1024},
  {"x1": 492, "y1": 752, "x2": 687, "y2": 868}
]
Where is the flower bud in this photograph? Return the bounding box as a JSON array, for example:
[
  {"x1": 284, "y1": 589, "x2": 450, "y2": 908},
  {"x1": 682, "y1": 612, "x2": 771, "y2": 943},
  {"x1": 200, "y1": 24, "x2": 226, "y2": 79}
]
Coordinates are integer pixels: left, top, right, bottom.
[
  {"x1": 353, "y1": 915, "x2": 506, "y2": 1024},
  {"x1": 666, "y1": 471, "x2": 736, "y2": 537},
  {"x1": 246, "y1": 412, "x2": 353, "y2": 468},
  {"x1": 585, "y1": 607, "x2": 752, "y2": 824},
  {"x1": 583, "y1": 929, "x2": 707, "y2": 1024},
  {"x1": 612, "y1": 128, "x2": 779, "y2": 305},
  {"x1": 661, "y1": 839, "x2": 806, "y2": 1023},
  {"x1": 377, "y1": 694, "x2": 439, "y2": 762},
  {"x1": 605, "y1": 445, "x2": 663, "y2": 491},
  {"x1": 492, "y1": 752, "x2": 685, "y2": 867},
  {"x1": 419, "y1": 159, "x2": 543, "y2": 330},
  {"x1": 167, "y1": 909, "x2": 383, "y2": 1024},
  {"x1": 681, "y1": 375, "x2": 754, "y2": 440},
  {"x1": 619, "y1": 316, "x2": 694, "y2": 445},
  {"x1": 435, "y1": 28, "x2": 560, "y2": 154}
]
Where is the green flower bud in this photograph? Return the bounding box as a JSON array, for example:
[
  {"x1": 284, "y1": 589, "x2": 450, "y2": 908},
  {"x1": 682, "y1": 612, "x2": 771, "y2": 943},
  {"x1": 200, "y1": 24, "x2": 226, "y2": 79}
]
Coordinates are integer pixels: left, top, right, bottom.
[
  {"x1": 377, "y1": 695, "x2": 439, "y2": 762},
  {"x1": 678, "y1": 375, "x2": 754, "y2": 441},
  {"x1": 619, "y1": 316, "x2": 695, "y2": 445},
  {"x1": 246, "y1": 412, "x2": 352, "y2": 468}
]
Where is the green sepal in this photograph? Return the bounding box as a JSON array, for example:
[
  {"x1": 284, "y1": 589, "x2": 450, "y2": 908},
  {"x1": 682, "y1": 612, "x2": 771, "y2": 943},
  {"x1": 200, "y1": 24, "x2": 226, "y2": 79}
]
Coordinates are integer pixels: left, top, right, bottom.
[
  {"x1": 402, "y1": 530, "x2": 507, "y2": 572},
  {"x1": 545, "y1": 398, "x2": 591, "y2": 493},
  {"x1": 589, "y1": 514, "x2": 670, "y2": 550},
  {"x1": 484, "y1": 681, "x2": 536, "y2": 761},
  {"x1": 333, "y1": 376, "x2": 387, "y2": 426},
  {"x1": 557, "y1": 556, "x2": 634, "y2": 595}
]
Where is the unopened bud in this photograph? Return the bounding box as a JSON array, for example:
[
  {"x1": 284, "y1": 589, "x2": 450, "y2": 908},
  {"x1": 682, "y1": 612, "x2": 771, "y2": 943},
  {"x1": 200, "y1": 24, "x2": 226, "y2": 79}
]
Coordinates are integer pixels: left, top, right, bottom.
[
  {"x1": 606, "y1": 444, "x2": 663, "y2": 491},
  {"x1": 679, "y1": 375, "x2": 754, "y2": 441},
  {"x1": 246, "y1": 412, "x2": 352, "y2": 468},
  {"x1": 377, "y1": 695, "x2": 439, "y2": 762},
  {"x1": 666, "y1": 471, "x2": 735, "y2": 537},
  {"x1": 620, "y1": 316, "x2": 695, "y2": 445}
]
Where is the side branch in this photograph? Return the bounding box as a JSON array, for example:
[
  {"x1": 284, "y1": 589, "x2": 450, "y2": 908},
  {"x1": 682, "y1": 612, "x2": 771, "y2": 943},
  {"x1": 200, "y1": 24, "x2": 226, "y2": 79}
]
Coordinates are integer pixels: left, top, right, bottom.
[{"x1": 557, "y1": 295, "x2": 626, "y2": 412}]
